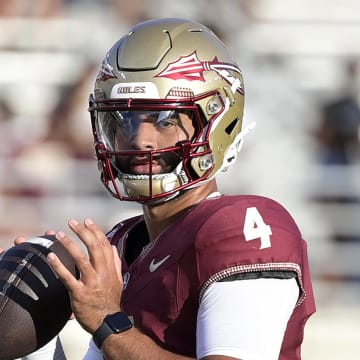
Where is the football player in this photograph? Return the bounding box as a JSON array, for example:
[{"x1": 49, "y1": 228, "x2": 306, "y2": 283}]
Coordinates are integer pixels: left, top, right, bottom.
[{"x1": 11, "y1": 18, "x2": 317, "y2": 360}]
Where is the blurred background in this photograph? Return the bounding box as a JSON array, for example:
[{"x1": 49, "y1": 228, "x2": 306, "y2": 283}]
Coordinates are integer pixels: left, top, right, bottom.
[{"x1": 1, "y1": 0, "x2": 360, "y2": 358}]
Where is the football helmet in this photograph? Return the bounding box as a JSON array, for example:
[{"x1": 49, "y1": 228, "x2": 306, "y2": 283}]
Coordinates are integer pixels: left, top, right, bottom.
[{"x1": 89, "y1": 18, "x2": 247, "y2": 203}]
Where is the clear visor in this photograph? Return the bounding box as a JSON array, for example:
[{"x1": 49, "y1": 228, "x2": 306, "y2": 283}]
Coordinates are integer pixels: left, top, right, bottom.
[
  {"x1": 94, "y1": 109, "x2": 198, "y2": 177},
  {"x1": 95, "y1": 109, "x2": 195, "y2": 152}
]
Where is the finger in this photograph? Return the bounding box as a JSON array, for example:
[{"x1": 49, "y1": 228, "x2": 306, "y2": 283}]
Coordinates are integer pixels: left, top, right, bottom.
[
  {"x1": 47, "y1": 251, "x2": 80, "y2": 293},
  {"x1": 55, "y1": 231, "x2": 95, "y2": 283},
  {"x1": 84, "y1": 218, "x2": 114, "y2": 260},
  {"x1": 14, "y1": 236, "x2": 27, "y2": 245},
  {"x1": 1, "y1": 236, "x2": 26, "y2": 255},
  {"x1": 68, "y1": 218, "x2": 112, "y2": 270},
  {"x1": 45, "y1": 230, "x2": 56, "y2": 236}
]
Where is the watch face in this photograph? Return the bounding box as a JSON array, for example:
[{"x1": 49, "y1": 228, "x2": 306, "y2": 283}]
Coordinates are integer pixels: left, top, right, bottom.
[{"x1": 106, "y1": 312, "x2": 133, "y2": 333}]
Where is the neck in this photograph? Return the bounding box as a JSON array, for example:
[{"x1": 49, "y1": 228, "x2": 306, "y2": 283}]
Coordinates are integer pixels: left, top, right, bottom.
[{"x1": 142, "y1": 180, "x2": 218, "y2": 242}]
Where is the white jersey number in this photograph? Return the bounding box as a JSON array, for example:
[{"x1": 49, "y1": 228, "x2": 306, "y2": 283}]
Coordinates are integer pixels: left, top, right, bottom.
[{"x1": 243, "y1": 207, "x2": 272, "y2": 249}]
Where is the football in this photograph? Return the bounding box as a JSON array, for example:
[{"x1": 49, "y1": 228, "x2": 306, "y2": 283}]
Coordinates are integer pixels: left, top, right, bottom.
[{"x1": 0, "y1": 235, "x2": 77, "y2": 360}]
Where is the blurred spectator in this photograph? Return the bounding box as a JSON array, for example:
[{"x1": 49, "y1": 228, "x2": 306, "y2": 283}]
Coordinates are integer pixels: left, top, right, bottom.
[
  {"x1": 46, "y1": 62, "x2": 97, "y2": 160},
  {"x1": 0, "y1": 0, "x2": 67, "y2": 18},
  {"x1": 315, "y1": 97, "x2": 360, "y2": 166},
  {"x1": 0, "y1": 100, "x2": 15, "y2": 156},
  {"x1": 107, "y1": 0, "x2": 148, "y2": 25},
  {"x1": 313, "y1": 96, "x2": 360, "y2": 243},
  {"x1": 0, "y1": 0, "x2": 23, "y2": 17}
]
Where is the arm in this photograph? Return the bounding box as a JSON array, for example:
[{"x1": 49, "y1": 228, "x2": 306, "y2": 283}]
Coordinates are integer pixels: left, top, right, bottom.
[
  {"x1": 82, "y1": 332, "x2": 196, "y2": 360},
  {"x1": 102, "y1": 328, "x2": 193, "y2": 360}
]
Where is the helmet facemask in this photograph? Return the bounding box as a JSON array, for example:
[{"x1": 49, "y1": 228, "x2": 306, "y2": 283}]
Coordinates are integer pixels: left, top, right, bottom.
[{"x1": 89, "y1": 95, "x2": 221, "y2": 203}]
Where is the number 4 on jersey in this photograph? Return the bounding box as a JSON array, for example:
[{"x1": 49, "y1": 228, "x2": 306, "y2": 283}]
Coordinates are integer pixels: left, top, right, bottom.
[{"x1": 243, "y1": 207, "x2": 272, "y2": 249}]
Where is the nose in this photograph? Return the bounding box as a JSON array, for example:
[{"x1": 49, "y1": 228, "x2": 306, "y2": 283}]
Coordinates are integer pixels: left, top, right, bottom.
[{"x1": 131, "y1": 121, "x2": 157, "y2": 150}]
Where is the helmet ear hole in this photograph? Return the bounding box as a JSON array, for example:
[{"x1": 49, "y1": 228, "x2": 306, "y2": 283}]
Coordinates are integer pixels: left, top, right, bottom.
[{"x1": 225, "y1": 118, "x2": 240, "y2": 135}]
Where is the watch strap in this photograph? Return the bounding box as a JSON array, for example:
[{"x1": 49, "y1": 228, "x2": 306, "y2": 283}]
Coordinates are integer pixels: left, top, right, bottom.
[
  {"x1": 93, "y1": 312, "x2": 133, "y2": 349},
  {"x1": 93, "y1": 320, "x2": 113, "y2": 349}
]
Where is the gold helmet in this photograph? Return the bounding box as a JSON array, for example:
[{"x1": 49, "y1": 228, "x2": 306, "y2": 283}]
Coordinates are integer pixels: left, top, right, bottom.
[{"x1": 89, "y1": 18, "x2": 246, "y2": 203}]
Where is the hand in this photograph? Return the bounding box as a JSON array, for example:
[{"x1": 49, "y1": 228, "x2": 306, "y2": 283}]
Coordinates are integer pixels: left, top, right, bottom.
[{"x1": 47, "y1": 218, "x2": 123, "y2": 334}]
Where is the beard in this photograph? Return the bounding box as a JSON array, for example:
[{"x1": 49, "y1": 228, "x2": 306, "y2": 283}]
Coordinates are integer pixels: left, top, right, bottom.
[{"x1": 114, "y1": 150, "x2": 182, "y2": 176}]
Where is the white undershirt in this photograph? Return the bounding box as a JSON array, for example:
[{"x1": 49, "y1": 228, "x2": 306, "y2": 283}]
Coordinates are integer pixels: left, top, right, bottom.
[
  {"x1": 82, "y1": 277, "x2": 299, "y2": 360},
  {"x1": 18, "y1": 336, "x2": 66, "y2": 360},
  {"x1": 196, "y1": 278, "x2": 299, "y2": 360}
]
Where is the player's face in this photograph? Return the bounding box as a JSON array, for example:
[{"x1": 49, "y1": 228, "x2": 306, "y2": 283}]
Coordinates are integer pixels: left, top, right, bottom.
[{"x1": 113, "y1": 110, "x2": 195, "y2": 175}]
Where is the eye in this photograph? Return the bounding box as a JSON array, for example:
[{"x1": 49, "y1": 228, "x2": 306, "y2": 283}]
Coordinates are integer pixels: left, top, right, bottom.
[{"x1": 155, "y1": 117, "x2": 178, "y2": 130}]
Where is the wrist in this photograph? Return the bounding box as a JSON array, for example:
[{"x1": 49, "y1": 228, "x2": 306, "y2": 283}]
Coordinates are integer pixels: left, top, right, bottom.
[{"x1": 93, "y1": 312, "x2": 133, "y2": 349}]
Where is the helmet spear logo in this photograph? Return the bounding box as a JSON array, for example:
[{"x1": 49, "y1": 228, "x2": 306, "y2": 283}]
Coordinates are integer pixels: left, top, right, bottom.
[{"x1": 155, "y1": 51, "x2": 244, "y2": 95}]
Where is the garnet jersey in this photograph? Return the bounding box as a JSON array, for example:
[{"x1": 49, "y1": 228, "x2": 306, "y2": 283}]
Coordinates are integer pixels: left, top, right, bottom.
[{"x1": 108, "y1": 195, "x2": 316, "y2": 359}]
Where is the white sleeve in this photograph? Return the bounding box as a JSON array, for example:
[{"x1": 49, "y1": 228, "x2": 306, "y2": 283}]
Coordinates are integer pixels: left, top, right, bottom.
[
  {"x1": 82, "y1": 339, "x2": 104, "y2": 360},
  {"x1": 196, "y1": 278, "x2": 299, "y2": 360},
  {"x1": 20, "y1": 336, "x2": 66, "y2": 360}
]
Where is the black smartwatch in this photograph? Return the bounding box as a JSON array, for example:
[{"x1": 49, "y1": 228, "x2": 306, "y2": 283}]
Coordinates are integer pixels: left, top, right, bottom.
[{"x1": 93, "y1": 312, "x2": 133, "y2": 349}]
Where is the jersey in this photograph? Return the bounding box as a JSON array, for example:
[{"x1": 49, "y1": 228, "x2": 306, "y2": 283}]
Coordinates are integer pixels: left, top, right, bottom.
[{"x1": 108, "y1": 194, "x2": 316, "y2": 359}]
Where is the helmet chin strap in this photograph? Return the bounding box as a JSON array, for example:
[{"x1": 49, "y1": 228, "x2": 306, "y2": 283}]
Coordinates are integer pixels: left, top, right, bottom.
[
  {"x1": 220, "y1": 121, "x2": 256, "y2": 172},
  {"x1": 120, "y1": 162, "x2": 189, "y2": 199}
]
